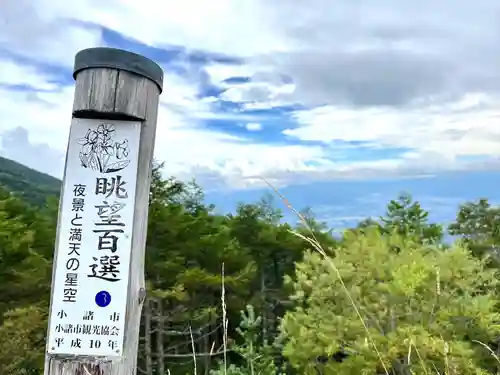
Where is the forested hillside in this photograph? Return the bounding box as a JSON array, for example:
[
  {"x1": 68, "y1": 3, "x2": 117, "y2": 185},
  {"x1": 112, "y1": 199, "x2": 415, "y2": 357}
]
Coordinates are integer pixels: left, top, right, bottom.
[
  {"x1": 0, "y1": 156, "x2": 60, "y2": 206},
  {"x1": 0, "y1": 161, "x2": 499, "y2": 375}
]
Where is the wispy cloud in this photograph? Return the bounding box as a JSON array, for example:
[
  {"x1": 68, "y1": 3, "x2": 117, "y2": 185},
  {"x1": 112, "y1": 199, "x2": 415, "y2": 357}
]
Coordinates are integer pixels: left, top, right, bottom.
[
  {"x1": 245, "y1": 123, "x2": 263, "y2": 131},
  {"x1": 2, "y1": 0, "x2": 500, "y2": 190}
]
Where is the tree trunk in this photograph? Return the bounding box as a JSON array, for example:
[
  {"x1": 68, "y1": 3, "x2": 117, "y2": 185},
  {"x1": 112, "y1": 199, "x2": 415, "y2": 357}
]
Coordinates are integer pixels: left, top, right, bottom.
[
  {"x1": 260, "y1": 268, "x2": 267, "y2": 345},
  {"x1": 156, "y1": 300, "x2": 165, "y2": 375},
  {"x1": 144, "y1": 298, "x2": 152, "y2": 375}
]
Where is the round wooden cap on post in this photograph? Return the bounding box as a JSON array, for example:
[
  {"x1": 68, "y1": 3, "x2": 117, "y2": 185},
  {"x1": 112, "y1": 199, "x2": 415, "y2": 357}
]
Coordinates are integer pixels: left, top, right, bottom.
[
  {"x1": 73, "y1": 47, "x2": 164, "y2": 93},
  {"x1": 71, "y1": 47, "x2": 164, "y2": 120}
]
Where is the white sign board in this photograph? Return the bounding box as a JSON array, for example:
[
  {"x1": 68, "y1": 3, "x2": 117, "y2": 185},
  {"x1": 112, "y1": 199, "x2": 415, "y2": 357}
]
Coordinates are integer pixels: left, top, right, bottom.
[{"x1": 47, "y1": 118, "x2": 141, "y2": 357}]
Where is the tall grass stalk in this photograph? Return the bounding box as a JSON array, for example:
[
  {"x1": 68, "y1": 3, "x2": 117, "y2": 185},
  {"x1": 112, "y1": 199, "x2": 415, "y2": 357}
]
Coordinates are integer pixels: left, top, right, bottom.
[
  {"x1": 261, "y1": 177, "x2": 500, "y2": 375},
  {"x1": 221, "y1": 263, "x2": 228, "y2": 375},
  {"x1": 189, "y1": 325, "x2": 197, "y2": 375},
  {"x1": 261, "y1": 177, "x2": 390, "y2": 375}
]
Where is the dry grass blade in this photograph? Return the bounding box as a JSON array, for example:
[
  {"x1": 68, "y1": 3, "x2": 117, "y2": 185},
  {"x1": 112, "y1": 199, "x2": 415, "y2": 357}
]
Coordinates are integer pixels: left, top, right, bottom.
[
  {"x1": 412, "y1": 344, "x2": 431, "y2": 375},
  {"x1": 222, "y1": 262, "x2": 228, "y2": 375},
  {"x1": 189, "y1": 325, "x2": 197, "y2": 375},
  {"x1": 260, "y1": 177, "x2": 390, "y2": 375},
  {"x1": 472, "y1": 340, "x2": 500, "y2": 364},
  {"x1": 407, "y1": 340, "x2": 412, "y2": 367}
]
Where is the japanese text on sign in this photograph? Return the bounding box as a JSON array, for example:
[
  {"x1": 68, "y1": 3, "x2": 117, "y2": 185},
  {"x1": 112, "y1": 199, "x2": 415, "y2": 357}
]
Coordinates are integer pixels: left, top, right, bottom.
[
  {"x1": 47, "y1": 119, "x2": 141, "y2": 357},
  {"x1": 63, "y1": 184, "x2": 87, "y2": 303},
  {"x1": 88, "y1": 176, "x2": 130, "y2": 283}
]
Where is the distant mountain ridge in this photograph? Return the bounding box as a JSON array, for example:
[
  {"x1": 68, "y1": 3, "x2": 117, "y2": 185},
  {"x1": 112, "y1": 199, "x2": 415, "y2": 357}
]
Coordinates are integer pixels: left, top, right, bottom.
[{"x1": 0, "y1": 156, "x2": 61, "y2": 206}]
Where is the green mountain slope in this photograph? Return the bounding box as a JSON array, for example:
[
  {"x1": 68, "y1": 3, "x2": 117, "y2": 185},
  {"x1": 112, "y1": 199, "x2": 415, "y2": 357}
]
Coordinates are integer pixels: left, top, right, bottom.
[{"x1": 0, "y1": 157, "x2": 61, "y2": 206}]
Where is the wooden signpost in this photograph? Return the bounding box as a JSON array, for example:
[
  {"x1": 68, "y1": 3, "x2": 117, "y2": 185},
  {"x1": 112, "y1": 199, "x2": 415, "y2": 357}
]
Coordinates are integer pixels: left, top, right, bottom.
[{"x1": 44, "y1": 48, "x2": 163, "y2": 375}]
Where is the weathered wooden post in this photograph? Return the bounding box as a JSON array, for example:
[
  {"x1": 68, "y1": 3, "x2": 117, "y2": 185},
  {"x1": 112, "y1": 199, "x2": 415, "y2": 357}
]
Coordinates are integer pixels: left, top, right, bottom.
[{"x1": 43, "y1": 47, "x2": 163, "y2": 375}]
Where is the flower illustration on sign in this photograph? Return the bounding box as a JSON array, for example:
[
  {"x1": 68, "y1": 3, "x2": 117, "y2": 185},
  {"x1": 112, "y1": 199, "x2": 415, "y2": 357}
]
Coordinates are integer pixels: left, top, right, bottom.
[{"x1": 78, "y1": 123, "x2": 131, "y2": 173}]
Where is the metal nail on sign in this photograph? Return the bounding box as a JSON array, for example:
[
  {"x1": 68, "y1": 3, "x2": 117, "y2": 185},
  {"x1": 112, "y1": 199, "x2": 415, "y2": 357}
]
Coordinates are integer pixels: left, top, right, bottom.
[{"x1": 47, "y1": 118, "x2": 141, "y2": 357}]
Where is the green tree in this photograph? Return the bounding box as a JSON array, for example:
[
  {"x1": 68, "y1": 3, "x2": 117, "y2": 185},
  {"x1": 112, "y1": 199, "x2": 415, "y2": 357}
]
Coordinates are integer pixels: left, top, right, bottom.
[
  {"x1": 0, "y1": 189, "x2": 51, "y2": 320},
  {"x1": 280, "y1": 229, "x2": 500, "y2": 375},
  {"x1": 357, "y1": 217, "x2": 380, "y2": 230},
  {"x1": 449, "y1": 198, "x2": 500, "y2": 265},
  {"x1": 380, "y1": 193, "x2": 443, "y2": 244},
  {"x1": 143, "y1": 166, "x2": 257, "y2": 374},
  {"x1": 0, "y1": 304, "x2": 47, "y2": 375},
  {"x1": 211, "y1": 305, "x2": 284, "y2": 375},
  {"x1": 149, "y1": 161, "x2": 210, "y2": 214},
  {"x1": 229, "y1": 197, "x2": 307, "y2": 346}
]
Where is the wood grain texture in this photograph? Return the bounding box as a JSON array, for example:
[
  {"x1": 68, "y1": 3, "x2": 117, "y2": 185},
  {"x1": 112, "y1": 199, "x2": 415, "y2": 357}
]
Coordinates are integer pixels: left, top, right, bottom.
[{"x1": 44, "y1": 67, "x2": 160, "y2": 375}]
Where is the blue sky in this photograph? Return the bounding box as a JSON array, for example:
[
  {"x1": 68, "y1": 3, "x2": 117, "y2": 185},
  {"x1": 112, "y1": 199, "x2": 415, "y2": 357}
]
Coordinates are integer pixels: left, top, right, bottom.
[{"x1": 1, "y1": 0, "x2": 500, "y2": 230}]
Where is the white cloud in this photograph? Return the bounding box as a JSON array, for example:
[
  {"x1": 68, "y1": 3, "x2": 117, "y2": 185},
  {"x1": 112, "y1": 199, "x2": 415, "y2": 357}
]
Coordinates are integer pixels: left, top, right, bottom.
[
  {"x1": 245, "y1": 123, "x2": 262, "y2": 131},
  {"x1": 219, "y1": 73, "x2": 296, "y2": 108},
  {"x1": 0, "y1": 127, "x2": 63, "y2": 176},
  {"x1": 2, "y1": 0, "x2": 500, "y2": 190},
  {"x1": 205, "y1": 64, "x2": 257, "y2": 86},
  {"x1": 0, "y1": 59, "x2": 59, "y2": 90},
  {"x1": 0, "y1": 85, "x2": 74, "y2": 152},
  {"x1": 0, "y1": 60, "x2": 327, "y2": 188},
  {"x1": 285, "y1": 92, "x2": 500, "y2": 163},
  {"x1": 11, "y1": 0, "x2": 284, "y2": 58},
  {"x1": 1, "y1": 0, "x2": 103, "y2": 67}
]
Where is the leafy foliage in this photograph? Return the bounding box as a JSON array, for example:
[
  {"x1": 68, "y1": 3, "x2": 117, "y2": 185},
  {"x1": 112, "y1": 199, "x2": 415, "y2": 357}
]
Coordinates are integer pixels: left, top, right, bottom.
[
  {"x1": 0, "y1": 159, "x2": 499, "y2": 375},
  {"x1": 380, "y1": 193, "x2": 444, "y2": 244},
  {"x1": 280, "y1": 229, "x2": 500, "y2": 375},
  {"x1": 449, "y1": 198, "x2": 500, "y2": 266},
  {"x1": 0, "y1": 304, "x2": 47, "y2": 375},
  {"x1": 211, "y1": 305, "x2": 284, "y2": 375}
]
